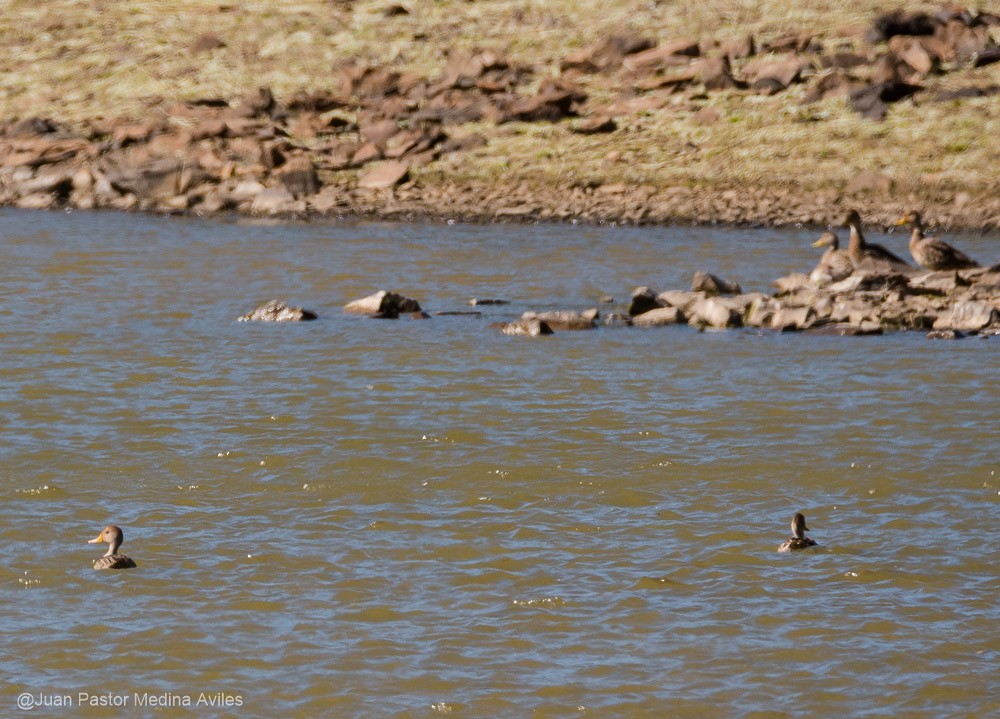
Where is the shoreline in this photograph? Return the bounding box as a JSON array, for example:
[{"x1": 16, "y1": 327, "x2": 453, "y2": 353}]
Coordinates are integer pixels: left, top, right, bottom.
[{"x1": 4, "y1": 3, "x2": 1000, "y2": 232}]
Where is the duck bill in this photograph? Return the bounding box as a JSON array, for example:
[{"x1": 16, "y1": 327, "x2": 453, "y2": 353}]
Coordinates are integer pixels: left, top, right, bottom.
[
  {"x1": 88, "y1": 534, "x2": 105, "y2": 544},
  {"x1": 811, "y1": 239, "x2": 825, "y2": 248},
  {"x1": 894, "y1": 217, "x2": 908, "y2": 226}
]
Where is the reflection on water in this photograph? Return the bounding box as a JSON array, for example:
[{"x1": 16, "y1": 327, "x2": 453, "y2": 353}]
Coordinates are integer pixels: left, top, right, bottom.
[{"x1": 1, "y1": 209, "x2": 998, "y2": 718}]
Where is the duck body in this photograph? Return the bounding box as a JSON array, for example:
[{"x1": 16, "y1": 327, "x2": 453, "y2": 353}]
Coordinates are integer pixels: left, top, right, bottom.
[
  {"x1": 89, "y1": 525, "x2": 137, "y2": 570},
  {"x1": 897, "y1": 211, "x2": 980, "y2": 270},
  {"x1": 842, "y1": 210, "x2": 910, "y2": 270},
  {"x1": 809, "y1": 231, "x2": 854, "y2": 283},
  {"x1": 778, "y1": 512, "x2": 817, "y2": 553},
  {"x1": 93, "y1": 553, "x2": 138, "y2": 570}
]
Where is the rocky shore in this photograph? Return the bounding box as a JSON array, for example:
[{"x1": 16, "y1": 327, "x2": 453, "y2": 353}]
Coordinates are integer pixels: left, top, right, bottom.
[{"x1": 3, "y1": 5, "x2": 1000, "y2": 229}]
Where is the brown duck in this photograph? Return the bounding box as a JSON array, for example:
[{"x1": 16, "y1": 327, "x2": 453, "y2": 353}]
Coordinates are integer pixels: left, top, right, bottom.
[
  {"x1": 778, "y1": 513, "x2": 818, "y2": 553},
  {"x1": 841, "y1": 210, "x2": 910, "y2": 269},
  {"x1": 89, "y1": 525, "x2": 138, "y2": 570},
  {"x1": 895, "y1": 211, "x2": 980, "y2": 271},
  {"x1": 809, "y1": 231, "x2": 854, "y2": 283}
]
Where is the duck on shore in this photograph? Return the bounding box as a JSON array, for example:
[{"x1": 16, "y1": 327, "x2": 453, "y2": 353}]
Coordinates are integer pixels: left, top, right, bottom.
[
  {"x1": 895, "y1": 210, "x2": 980, "y2": 271},
  {"x1": 778, "y1": 513, "x2": 817, "y2": 553},
  {"x1": 841, "y1": 210, "x2": 911, "y2": 270},
  {"x1": 809, "y1": 231, "x2": 854, "y2": 284},
  {"x1": 89, "y1": 525, "x2": 138, "y2": 570}
]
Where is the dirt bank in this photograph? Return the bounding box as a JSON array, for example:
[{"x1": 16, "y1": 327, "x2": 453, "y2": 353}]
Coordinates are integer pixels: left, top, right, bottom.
[{"x1": 3, "y1": 3, "x2": 1000, "y2": 230}]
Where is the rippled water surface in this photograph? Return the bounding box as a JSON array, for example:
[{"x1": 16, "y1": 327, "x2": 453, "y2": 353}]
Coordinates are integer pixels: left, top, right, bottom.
[{"x1": 2, "y1": 209, "x2": 998, "y2": 718}]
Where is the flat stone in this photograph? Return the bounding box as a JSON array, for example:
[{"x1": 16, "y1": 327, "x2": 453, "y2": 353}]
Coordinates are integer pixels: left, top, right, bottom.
[
  {"x1": 344, "y1": 290, "x2": 422, "y2": 316},
  {"x1": 238, "y1": 299, "x2": 317, "y2": 322},
  {"x1": 933, "y1": 301, "x2": 1000, "y2": 331},
  {"x1": 632, "y1": 306, "x2": 684, "y2": 326},
  {"x1": 691, "y1": 270, "x2": 742, "y2": 296},
  {"x1": 520, "y1": 308, "x2": 598, "y2": 330},
  {"x1": 358, "y1": 161, "x2": 409, "y2": 189},
  {"x1": 250, "y1": 187, "x2": 298, "y2": 214},
  {"x1": 689, "y1": 297, "x2": 743, "y2": 328},
  {"x1": 501, "y1": 318, "x2": 553, "y2": 336}
]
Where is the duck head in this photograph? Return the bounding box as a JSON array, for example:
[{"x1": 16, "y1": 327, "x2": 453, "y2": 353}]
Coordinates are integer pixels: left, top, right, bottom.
[
  {"x1": 840, "y1": 210, "x2": 862, "y2": 229},
  {"x1": 790, "y1": 513, "x2": 811, "y2": 539},
  {"x1": 895, "y1": 210, "x2": 922, "y2": 229},
  {"x1": 89, "y1": 525, "x2": 125, "y2": 556}
]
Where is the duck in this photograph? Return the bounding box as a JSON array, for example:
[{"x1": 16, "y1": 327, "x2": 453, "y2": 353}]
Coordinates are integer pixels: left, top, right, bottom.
[
  {"x1": 778, "y1": 512, "x2": 817, "y2": 553},
  {"x1": 809, "y1": 231, "x2": 854, "y2": 284},
  {"x1": 88, "y1": 525, "x2": 138, "y2": 570},
  {"x1": 841, "y1": 209, "x2": 911, "y2": 270},
  {"x1": 895, "y1": 210, "x2": 980, "y2": 271}
]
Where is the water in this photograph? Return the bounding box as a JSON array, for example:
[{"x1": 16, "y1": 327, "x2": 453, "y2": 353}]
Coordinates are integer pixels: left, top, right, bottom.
[{"x1": 1, "y1": 208, "x2": 997, "y2": 718}]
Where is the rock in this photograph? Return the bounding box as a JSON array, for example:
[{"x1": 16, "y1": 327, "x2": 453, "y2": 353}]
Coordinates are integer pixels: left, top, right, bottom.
[
  {"x1": 501, "y1": 318, "x2": 553, "y2": 336},
  {"x1": 888, "y1": 36, "x2": 935, "y2": 75},
  {"x1": 228, "y1": 179, "x2": 266, "y2": 202},
  {"x1": 622, "y1": 40, "x2": 700, "y2": 71},
  {"x1": 691, "y1": 270, "x2": 742, "y2": 295},
  {"x1": 358, "y1": 161, "x2": 410, "y2": 189},
  {"x1": 250, "y1": 188, "x2": 299, "y2": 214},
  {"x1": 743, "y1": 57, "x2": 811, "y2": 88},
  {"x1": 926, "y1": 329, "x2": 965, "y2": 340},
  {"x1": 13, "y1": 168, "x2": 73, "y2": 198},
  {"x1": 770, "y1": 306, "x2": 817, "y2": 331},
  {"x1": 628, "y1": 286, "x2": 663, "y2": 316},
  {"x1": 695, "y1": 57, "x2": 745, "y2": 90},
  {"x1": 106, "y1": 157, "x2": 184, "y2": 199},
  {"x1": 520, "y1": 308, "x2": 598, "y2": 330},
  {"x1": 656, "y1": 290, "x2": 704, "y2": 313},
  {"x1": 274, "y1": 156, "x2": 319, "y2": 197},
  {"x1": 7, "y1": 117, "x2": 60, "y2": 136},
  {"x1": 933, "y1": 301, "x2": 1000, "y2": 331},
  {"x1": 688, "y1": 297, "x2": 743, "y2": 328},
  {"x1": 560, "y1": 34, "x2": 656, "y2": 73},
  {"x1": 721, "y1": 35, "x2": 756, "y2": 60},
  {"x1": 692, "y1": 106, "x2": 721, "y2": 125},
  {"x1": 344, "y1": 290, "x2": 422, "y2": 316},
  {"x1": 869, "y1": 10, "x2": 936, "y2": 42},
  {"x1": 570, "y1": 116, "x2": 617, "y2": 134},
  {"x1": 238, "y1": 300, "x2": 317, "y2": 322},
  {"x1": 603, "y1": 313, "x2": 633, "y2": 327},
  {"x1": 773, "y1": 273, "x2": 813, "y2": 296},
  {"x1": 632, "y1": 306, "x2": 684, "y2": 326},
  {"x1": 498, "y1": 90, "x2": 577, "y2": 123}
]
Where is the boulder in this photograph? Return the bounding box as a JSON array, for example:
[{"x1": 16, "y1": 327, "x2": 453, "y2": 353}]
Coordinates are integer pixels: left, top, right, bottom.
[
  {"x1": 250, "y1": 188, "x2": 301, "y2": 214},
  {"x1": 501, "y1": 318, "x2": 554, "y2": 336},
  {"x1": 520, "y1": 308, "x2": 598, "y2": 330},
  {"x1": 632, "y1": 306, "x2": 684, "y2": 326},
  {"x1": 691, "y1": 270, "x2": 742, "y2": 295},
  {"x1": 358, "y1": 161, "x2": 410, "y2": 189},
  {"x1": 344, "y1": 290, "x2": 422, "y2": 316},
  {"x1": 628, "y1": 286, "x2": 663, "y2": 316},
  {"x1": 238, "y1": 300, "x2": 317, "y2": 322},
  {"x1": 274, "y1": 156, "x2": 319, "y2": 197},
  {"x1": 932, "y1": 301, "x2": 1000, "y2": 331},
  {"x1": 688, "y1": 297, "x2": 743, "y2": 328}
]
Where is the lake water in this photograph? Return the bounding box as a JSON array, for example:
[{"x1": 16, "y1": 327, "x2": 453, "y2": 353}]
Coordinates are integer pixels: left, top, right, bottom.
[{"x1": 1, "y1": 208, "x2": 997, "y2": 718}]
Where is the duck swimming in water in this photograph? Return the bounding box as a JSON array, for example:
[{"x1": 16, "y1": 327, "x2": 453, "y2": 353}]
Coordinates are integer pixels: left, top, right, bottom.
[
  {"x1": 778, "y1": 513, "x2": 817, "y2": 553},
  {"x1": 895, "y1": 210, "x2": 980, "y2": 271},
  {"x1": 89, "y1": 525, "x2": 137, "y2": 570},
  {"x1": 841, "y1": 209, "x2": 910, "y2": 270}
]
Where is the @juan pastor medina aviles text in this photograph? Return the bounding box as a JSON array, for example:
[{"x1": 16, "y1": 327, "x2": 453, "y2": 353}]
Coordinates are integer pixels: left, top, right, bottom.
[{"x1": 16, "y1": 692, "x2": 243, "y2": 710}]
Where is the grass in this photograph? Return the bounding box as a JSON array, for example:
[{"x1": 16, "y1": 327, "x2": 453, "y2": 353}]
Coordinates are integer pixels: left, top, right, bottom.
[{"x1": 2, "y1": 0, "x2": 1000, "y2": 216}]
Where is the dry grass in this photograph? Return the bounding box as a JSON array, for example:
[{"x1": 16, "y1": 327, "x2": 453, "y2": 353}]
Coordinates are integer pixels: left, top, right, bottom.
[{"x1": 2, "y1": 0, "x2": 1000, "y2": 200}]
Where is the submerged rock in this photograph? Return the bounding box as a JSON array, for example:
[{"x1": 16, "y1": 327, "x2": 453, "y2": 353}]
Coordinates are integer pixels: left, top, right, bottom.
[
  {"x1": 520, "y1": 308, "x2": 598, "y2": 330},
  {"x1": 238, "y1": 299, "x2": 317, "y2": 322},
  {"x1": 344, "y1": 290, "x2": 422, "y2": 317},
  {"x1": 501, "y1": 317, "x2": 553, "y2": 336}
]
